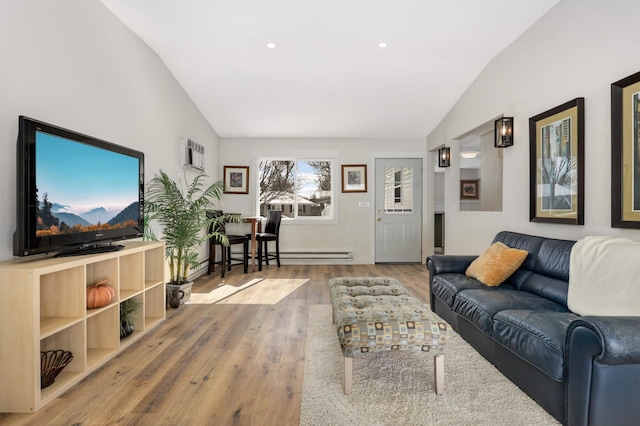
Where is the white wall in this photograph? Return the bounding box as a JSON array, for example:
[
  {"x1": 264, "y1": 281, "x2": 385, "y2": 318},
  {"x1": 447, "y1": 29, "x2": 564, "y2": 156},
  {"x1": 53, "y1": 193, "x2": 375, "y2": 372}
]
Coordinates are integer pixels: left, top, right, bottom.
[
  {"x1": 219, "y1": 138, "x2": 426, "y2": 263},
  {"x1": 434, "y1": 172, "x2": 445, "y2": 212},
  {"x1": 0, "y1": 0, "x2": 219, "y2": 262},
  {"x1": 427, "y1": 0, "x2": 640, "y2": 254},
  {"x1": 479, "y1": 132, "x2": 503, "y2": 212}
]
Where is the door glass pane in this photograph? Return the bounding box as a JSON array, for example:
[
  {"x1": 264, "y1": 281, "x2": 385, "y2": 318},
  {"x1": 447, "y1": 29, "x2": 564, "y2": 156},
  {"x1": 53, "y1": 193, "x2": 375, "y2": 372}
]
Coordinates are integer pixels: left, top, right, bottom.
[{"x1": 384, "y1": 167, "x2": 413, "y2": 213}]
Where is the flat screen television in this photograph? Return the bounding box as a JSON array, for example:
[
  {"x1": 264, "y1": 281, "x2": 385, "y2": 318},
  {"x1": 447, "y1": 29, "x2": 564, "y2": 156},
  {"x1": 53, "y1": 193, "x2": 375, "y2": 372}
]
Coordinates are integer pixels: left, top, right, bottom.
[{"x1": 14, "y1": 116, "x2": 144, "y2": 257}]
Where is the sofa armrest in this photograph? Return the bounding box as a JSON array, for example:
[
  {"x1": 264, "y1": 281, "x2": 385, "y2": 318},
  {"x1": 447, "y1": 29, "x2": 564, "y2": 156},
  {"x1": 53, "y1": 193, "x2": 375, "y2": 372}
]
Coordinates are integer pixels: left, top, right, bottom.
[
  {"x1": 426, "y1": 254, "x2": 477, "y2": 276},
  {"x1": 426, "y1": 255, "x2": 477, "y2": 310},
  {"x1": 566, "y1": 316, "x2": 640, "y2": 426},
  {"x1": 567, "y1": 316, "x2": 640, "y2": 365}
]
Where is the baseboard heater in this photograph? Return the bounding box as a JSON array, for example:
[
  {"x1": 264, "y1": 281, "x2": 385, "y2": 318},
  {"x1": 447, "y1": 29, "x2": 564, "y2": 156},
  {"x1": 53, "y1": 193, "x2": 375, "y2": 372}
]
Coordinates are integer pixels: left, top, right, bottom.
[
  {"x1": 280, "y1": 251, "x2": 353, "y2": 261},
  {"x1": 186, "y1": 259, "x2": 210, "y2": 281},
  {"x1": 191, "y1": 252, "x2": 354, "y2": 275}
]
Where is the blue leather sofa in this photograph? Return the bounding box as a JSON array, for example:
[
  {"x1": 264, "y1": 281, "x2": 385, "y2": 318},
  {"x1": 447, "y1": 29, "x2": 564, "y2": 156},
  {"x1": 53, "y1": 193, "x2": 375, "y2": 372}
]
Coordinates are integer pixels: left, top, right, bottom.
[{"x1": 426, "y1": 231, "x2": 640, "y2": 425}]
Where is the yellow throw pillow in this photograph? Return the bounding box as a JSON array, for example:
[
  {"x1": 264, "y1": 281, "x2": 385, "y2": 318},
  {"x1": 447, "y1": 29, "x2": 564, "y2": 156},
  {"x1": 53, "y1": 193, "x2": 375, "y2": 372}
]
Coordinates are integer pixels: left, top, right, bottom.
[{"x1": 465, "y1": 242, "x2": 528, "y2": 287}]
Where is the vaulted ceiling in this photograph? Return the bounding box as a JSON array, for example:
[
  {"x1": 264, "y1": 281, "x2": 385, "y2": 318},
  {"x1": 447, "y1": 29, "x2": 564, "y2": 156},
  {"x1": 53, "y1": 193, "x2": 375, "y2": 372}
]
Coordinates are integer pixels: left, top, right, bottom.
[{"x1": 100, "y1": 0, "x2": 560, "y2": 138}]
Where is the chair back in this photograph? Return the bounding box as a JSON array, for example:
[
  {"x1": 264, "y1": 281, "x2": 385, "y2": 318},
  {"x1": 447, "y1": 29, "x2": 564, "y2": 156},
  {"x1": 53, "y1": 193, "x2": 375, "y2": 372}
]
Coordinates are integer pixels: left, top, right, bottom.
[
  {"x1": 207, "y1": 210, "x2": 224, "y2": 234},
  {"x1": 264, "y1": 210, "x2": 282, "y2": 235}
]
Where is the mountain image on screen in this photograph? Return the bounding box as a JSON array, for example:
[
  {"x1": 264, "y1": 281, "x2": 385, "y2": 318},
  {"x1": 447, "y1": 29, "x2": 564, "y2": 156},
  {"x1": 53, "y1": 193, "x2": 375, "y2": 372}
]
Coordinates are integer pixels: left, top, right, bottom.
[{"x1": 36, "y1": 192, "x2": 139, "y2": 237}]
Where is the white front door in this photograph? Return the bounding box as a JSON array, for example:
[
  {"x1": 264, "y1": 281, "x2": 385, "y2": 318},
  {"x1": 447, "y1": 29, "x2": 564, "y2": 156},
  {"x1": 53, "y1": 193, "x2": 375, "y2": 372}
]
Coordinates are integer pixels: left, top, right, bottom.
[{"x1": 374, "y1": 158, "x2": 422, "y2": 263}]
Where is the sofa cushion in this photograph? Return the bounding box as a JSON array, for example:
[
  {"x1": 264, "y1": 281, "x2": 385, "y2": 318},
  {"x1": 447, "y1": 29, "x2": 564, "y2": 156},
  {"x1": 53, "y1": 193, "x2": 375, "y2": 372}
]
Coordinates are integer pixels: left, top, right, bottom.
[
  {"x1": 520, "y1": 273, "x2": 570, "y2": 308},
  {"x1": 492, "y1": 232, "x2": 574, "y2": 294},
  {"x1": 493, "y1": 231, "x2": 545, "y2": 272},
  {"x1": 532, "y1": 239, "x2": 575, "y2": 281},
  {"x1": 452, "y1": 288, "x2": 569, "y2": 335},
  {"x1": 493, "y1": 310, "x2": 579, "y2": 381},
  {"x1": 431, "y1": 273, "x2": 489, "y2": 308},
  {"x1": 466, "y1": 242, "x2": 528, "y2": 287}
]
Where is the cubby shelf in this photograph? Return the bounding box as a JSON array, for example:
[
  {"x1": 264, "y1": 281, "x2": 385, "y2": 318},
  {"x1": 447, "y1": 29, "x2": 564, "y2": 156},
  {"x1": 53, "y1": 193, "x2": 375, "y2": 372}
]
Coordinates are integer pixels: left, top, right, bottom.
[{"x1": 0, "y1": 241, "x2": 166, "y2": 413}]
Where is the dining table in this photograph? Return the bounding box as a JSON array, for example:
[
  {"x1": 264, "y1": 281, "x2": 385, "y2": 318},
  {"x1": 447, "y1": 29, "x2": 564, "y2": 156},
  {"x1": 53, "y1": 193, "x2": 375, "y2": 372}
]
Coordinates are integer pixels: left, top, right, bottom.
[{"x1": 242, "y1": 216, "x2": 262, "y2": 272}]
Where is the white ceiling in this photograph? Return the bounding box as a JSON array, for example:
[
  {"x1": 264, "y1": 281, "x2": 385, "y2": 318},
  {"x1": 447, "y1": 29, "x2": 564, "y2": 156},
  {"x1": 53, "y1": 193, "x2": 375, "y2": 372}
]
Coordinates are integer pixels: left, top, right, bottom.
[{"x1": 100, "y1": 0, "x2": 560, "y2": 139}]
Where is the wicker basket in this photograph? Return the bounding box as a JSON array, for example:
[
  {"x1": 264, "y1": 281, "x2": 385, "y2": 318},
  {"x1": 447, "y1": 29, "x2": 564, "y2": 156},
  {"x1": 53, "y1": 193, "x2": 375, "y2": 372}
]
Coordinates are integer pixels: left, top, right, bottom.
[{"x1": 41, "y1": 350, "x2": 73, "y2": 389}]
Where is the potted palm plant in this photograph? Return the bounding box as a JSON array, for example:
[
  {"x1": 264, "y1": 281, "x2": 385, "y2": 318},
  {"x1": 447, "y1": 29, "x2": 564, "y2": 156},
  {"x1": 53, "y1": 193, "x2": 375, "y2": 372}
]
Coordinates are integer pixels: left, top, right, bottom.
[{"x1": 145, "y1": 170, "x2": 239, "y2": 306}]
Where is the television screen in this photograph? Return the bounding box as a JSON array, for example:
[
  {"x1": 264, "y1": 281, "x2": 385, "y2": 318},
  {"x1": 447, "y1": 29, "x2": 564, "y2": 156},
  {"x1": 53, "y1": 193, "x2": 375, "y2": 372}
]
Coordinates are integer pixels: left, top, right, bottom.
[{"x1": 14, "y1": 116, "x2": 144, "y2": 257}]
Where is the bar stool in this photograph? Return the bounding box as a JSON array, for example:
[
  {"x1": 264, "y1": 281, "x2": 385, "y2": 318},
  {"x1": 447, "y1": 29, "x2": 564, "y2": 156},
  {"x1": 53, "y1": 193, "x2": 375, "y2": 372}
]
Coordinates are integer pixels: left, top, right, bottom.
[
  {"x1": 207, "y1": 211, "x2": 249, "y2": 278},
  {"x1": 248, "y1": 210, "x2": 282, "y2": 271}
]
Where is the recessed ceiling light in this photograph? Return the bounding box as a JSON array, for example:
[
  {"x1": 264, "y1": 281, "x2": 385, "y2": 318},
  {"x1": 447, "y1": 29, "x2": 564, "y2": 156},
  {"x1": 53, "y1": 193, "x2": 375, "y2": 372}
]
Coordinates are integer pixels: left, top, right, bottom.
[
  {"x1": 266, "y1": 42, "x2": 277, "y2": 49},
  {"x1": 378, "y1": 42, "x2": 388, "y2": 48}
]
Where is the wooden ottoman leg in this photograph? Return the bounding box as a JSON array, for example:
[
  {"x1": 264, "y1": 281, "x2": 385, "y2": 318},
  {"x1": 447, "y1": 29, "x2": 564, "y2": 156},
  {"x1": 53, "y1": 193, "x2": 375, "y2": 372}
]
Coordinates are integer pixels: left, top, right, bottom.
[
  {"x1": 434, "y1": 353, "x2": 445, "y2": 395},
  {"x1": 344, "y1": 356, "x2": 352, "y2": 395}
]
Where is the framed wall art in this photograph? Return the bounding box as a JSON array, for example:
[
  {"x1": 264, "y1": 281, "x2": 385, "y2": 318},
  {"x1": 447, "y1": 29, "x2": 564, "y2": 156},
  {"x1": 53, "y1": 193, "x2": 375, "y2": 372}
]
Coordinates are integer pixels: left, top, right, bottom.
[
  {"x1": 223, "y1": 166, "x2": 249, "y2": 194},
  {"x1": 460, "y1": 179, "x2": 480, "y2": 200},
  {"x1": 529, "y1": 97, "x2": 584, "y2": 224},
  {"x1": 612, "y1": 71, "x2": 640, "y2": 228},
  {"x1": 341, "y1": 164, "x2": 367, "y2": 193}
]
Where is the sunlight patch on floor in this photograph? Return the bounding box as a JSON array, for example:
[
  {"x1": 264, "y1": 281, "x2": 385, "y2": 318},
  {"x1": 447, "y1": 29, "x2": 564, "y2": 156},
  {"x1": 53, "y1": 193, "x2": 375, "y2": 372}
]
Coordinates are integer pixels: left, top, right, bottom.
[
  {"x1": 187, "y1": 278, "x2": 263, "y2": 304},
  {"x1": 218, "y1": 279, "x2": 309, "y2": 305}
]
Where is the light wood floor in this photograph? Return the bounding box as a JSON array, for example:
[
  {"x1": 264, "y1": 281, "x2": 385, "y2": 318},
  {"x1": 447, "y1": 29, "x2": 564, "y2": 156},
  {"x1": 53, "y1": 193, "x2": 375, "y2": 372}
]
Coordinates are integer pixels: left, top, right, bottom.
[{"x1": 1, "y1": 263, "x2": 430, "y2": 426}]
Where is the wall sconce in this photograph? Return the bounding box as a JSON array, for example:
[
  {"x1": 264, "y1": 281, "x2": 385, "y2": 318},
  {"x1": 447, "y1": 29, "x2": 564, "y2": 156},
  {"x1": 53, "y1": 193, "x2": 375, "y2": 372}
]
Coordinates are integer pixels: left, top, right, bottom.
[
  {"x1": 438, "y1": 147, "x2": 451, "y2": 167},
  {"x1": 495, "y1": 117, "x2": 514, "y2": 148}
]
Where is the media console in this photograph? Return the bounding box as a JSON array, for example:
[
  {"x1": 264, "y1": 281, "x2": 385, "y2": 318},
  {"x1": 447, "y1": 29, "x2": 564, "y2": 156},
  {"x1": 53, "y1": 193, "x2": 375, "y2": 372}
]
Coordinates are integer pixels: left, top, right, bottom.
[{"x1": 0, "y1": 241, "x2": 166, "y2": 413}]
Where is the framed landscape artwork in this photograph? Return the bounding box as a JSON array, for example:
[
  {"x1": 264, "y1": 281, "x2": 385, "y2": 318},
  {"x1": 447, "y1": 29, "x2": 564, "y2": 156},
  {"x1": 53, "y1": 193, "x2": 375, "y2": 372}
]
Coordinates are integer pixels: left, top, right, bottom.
[
  {"x1": 460, "y1": 179, "x2": 480, "y2": 200},
  {"x1": 529, "y1": 98, "x2": 585, "y2": 225},
  {"x1": 341, "y1": 164, "x2": 367, "y2": 193},
  {"x1": 223, "y1": 166, "x2": 249, "y2": 194},
  {"x1": 611, "y1": 70, "x2": 640, "y2": 228}
]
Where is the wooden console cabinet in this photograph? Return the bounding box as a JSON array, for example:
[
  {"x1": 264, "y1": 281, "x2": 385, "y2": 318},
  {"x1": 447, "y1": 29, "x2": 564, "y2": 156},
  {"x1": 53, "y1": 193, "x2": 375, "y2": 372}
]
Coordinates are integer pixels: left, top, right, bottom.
[{"x1": 0, "y1": 241, "x2": 166, "y2": 413}]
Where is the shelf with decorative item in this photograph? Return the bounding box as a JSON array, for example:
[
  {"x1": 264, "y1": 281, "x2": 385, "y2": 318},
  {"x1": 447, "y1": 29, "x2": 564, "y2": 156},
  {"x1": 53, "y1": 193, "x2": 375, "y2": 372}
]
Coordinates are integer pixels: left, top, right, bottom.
[
  {"x1": 119, "y1": 295, "x2": 143, "y2": 340},
  {"x1": 86, "y1": 278, "x2": 116, "y2": 311},
  {"x1": 39, "y1": 321, "x2": 85, "y2": 404},
  {"x1": 40, "y1": 349, "x2": 74, "y2": 389}
]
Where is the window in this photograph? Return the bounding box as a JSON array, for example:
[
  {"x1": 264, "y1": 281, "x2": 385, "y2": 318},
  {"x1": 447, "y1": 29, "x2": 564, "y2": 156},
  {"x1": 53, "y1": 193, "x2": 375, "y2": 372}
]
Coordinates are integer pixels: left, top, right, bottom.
[
  {"x1": 384, "y1": 166, "x2": 413, "y2": 213},
  {"x1": 257, "y1": 159, "x2": 334, "y2": 220}
]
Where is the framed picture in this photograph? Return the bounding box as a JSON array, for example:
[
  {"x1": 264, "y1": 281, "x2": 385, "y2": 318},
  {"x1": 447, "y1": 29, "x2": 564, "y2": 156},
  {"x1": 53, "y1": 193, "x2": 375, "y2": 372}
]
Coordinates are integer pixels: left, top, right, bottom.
[
  {"x1": 341, "y1": 164, "x2": 367, "y2": 193},
  {"x1": 460, "y1": 179, "x2": 480, "y2": 200},
  {"x1": 529, "y1": 98, "x2": 584, "y2": 224},
  {"x1": 223, "y1": 166, "x2": 249, "y2": 194},
  {"x1": 612, "y1": 71, "x2": 640, "y2": 228}
]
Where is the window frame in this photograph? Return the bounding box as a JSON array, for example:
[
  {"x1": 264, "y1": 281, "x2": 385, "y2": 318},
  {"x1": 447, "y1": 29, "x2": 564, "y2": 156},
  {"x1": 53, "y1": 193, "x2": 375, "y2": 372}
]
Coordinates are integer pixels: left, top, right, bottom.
[{"x1": 255, "y1": 156, "x2": 337, "y2": 224}]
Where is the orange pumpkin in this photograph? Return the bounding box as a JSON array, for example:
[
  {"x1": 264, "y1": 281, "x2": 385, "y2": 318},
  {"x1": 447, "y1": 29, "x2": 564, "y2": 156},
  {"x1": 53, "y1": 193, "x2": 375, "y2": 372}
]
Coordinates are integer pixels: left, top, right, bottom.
[{"x1": 86, "y1": 279, "x2": 115, "y2": 309}]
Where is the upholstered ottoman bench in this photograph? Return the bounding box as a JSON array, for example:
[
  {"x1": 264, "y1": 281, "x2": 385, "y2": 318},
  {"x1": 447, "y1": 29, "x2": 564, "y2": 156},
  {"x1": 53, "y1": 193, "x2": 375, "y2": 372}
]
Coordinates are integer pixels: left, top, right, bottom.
[{"x1": 328, "y1": 277, "x2": 449, "y2": 395}]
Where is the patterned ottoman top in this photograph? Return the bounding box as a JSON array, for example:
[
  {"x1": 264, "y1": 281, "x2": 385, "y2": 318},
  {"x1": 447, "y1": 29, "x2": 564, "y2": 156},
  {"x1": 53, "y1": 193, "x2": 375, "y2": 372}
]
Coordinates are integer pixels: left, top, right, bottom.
[
  {"x1": 329, "y1": 277, "x2": 449, "y2": 357},
  {"x1": 328, "y1": 276, "x2": 403, "y2": 289}
]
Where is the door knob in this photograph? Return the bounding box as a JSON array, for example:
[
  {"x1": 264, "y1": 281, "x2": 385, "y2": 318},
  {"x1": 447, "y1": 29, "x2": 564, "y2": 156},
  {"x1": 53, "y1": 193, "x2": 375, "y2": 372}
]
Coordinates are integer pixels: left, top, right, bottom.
[{"x1": 376, "y1": 217, "x2": 381, "y2": 221}]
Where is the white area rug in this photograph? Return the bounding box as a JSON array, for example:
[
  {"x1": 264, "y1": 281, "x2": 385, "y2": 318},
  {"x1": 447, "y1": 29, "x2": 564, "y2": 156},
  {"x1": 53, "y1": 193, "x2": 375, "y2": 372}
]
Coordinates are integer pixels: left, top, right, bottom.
[{"x1": 300, "y1": 304, "x2": 560, "y2": 426}]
